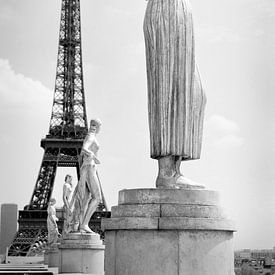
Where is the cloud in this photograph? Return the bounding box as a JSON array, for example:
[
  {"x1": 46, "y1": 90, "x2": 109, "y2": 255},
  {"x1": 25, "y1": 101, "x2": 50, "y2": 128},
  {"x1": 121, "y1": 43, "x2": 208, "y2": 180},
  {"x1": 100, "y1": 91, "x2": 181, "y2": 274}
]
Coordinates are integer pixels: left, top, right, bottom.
[
  {"x1": 197, "y1": 0, "x2": 275, "y2": 45},
  {"x1": 207, "y1": 114, "x2": 239, "y2": 134},
  {"x1": 253, "y1": 0, "x2": 275, "y2": 19},
  {"x1": 106, "y1": 6, "x2": 133, "y2": 17},
  {"x1": 0, "y1": 59, "x2": 51, "y2": 106},
  {"x1": 0, "y1": 5, "x2": 14, "y2": 25},
  {"x1": 0, "y1": 58, "x2": 52, "y2": 144},
  {"x1": 84, "y1": 62, "x2": 100, "y2": 75},
  {"x1": 123, "y1": 41, "x2": 145, "y2": 57},
  {"x1": 205, "y1": 114, "x2": 244, "y2": 148},
  {"x1": 213, "y1": 134, "x2": 244, "y2": 148},
  {"x1": 198, "y1": 26, "x2": 242, "y2": 44}
]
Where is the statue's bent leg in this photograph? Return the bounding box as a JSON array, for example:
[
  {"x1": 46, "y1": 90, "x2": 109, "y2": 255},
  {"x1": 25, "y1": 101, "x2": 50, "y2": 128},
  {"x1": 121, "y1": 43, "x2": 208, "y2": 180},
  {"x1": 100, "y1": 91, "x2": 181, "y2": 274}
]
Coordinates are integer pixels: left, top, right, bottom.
[{"x1": 80, "y1": 166, "x2": 101, "y2": 233}]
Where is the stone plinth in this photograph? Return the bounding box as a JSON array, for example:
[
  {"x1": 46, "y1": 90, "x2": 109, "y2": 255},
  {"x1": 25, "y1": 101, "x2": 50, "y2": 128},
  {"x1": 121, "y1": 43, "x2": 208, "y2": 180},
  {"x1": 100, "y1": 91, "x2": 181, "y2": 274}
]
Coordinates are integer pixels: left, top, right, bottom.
[
  {"x1": 59, "y1": 233, "x2": 105, "y2": 274},
  {"x1": 44, "y1": 243, "x2": 60, "y2": 269},
  {"x1": 102, "y1": 188, "x2": 235, "y2": 275}
]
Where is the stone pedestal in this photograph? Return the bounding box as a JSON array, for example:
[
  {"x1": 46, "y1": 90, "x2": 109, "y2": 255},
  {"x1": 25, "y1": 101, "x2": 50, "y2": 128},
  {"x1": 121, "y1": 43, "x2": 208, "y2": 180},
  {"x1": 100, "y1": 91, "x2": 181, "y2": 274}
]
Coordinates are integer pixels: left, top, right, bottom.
[
  {"x1": 59, "y1": 233, "x2": 105, "y2": 274},
  {"x1": 44, "y1": 243, "x2": 60, "y2": 269},
  {"x1": 102, "y1": 188, "x2": 235, "y2": 275}
]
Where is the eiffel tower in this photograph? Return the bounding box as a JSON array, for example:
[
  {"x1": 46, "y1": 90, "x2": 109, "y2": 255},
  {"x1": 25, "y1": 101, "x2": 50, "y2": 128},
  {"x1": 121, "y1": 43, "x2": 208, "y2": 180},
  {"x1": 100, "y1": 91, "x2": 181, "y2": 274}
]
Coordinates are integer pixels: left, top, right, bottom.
[{"x1": 8, "y1": 0, "x2": 110, "y2": 257}]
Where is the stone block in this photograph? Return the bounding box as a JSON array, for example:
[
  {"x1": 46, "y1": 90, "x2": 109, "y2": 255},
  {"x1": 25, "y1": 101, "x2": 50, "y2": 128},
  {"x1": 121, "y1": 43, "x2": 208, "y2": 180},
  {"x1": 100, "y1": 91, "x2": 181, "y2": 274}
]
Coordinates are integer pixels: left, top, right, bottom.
[
  {"x1": 104, "y1": 231, "x2": 116, "y2": 275},
  {"x1": 59, "y1": 245, "x2": 104, "y2": 274},
  {"x1": 59, "y1": 233, "x2": 105, "y2": 274},
  {"x1": 105, "y1": 230, "x2": 178, "y2": 275},
  {"x1": 178, "y1": 231, "x2": 234, "y2": 275},
  {"x1": 44, "y1": 244, "x2": 60, "y2": 269},
  {"x1": 104, "y1": 188, "x2": 235, "y2": 275},
  {"x1": 111, "y1": 204, "x2": 161, "y2": 217},
  {"x1": 104, "y1": 228, "x2": 235, "y2": 275},
  {"x1": 102, "y1": 217, "x2": 158, "y2": 231},
  {"x1": 159, "y1": 217, "x2": 236, "y2": 231},
  {"x1": 63, "y1": 232, "x2": 101, "y2": 242},
  {"x1": 118, "y1": 188, "x2": 220, "y2": 206},
  {"x1": 160, "y1": 204, "x2": 226, "y2": 218}
]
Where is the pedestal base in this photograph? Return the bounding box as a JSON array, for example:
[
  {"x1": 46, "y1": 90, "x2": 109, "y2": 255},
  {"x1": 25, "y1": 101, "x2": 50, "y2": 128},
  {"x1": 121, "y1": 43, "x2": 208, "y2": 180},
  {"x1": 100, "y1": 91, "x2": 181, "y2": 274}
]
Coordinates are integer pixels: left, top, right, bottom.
[
  {"x1": 59, "y1": 233, "x2": 105, "y2": 274},
  {"x1": 44, "y1": 243, "x2": 60, "y2": 269},
  {"x1": 102, "y1": 188, "x2": 236, "y2": 275}
]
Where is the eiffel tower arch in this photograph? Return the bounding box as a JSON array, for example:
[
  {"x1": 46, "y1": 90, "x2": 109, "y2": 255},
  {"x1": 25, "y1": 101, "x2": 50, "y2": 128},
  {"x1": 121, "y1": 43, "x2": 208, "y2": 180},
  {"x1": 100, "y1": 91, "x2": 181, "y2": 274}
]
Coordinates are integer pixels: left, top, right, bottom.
[{"x1": 8, "y1": 0, "x2": 110, "y2": 257}]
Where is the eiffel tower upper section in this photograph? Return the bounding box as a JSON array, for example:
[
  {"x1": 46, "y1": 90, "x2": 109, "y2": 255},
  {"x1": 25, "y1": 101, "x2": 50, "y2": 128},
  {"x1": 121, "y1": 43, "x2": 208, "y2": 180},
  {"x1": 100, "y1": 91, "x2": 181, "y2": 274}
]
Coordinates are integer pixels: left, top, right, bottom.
[
  {"x1": 27, "y1": 0, "x2": 92, "y2": 211},
  {"x1": 49, "y1": 0, "x2": 88, "y2": 139}
]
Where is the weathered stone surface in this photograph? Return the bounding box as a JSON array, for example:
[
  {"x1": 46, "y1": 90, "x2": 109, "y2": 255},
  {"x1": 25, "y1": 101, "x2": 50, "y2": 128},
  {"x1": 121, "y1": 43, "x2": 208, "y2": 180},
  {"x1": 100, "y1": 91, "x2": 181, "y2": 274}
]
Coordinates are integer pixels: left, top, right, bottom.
[
  {"x1": 104, "y1": 231, "x2": 116, "y2": 275},
  {"x1": 144, "y1": 0, "x2": 206, "y2": 162},
  {"x1": 59, "y1": 234, "x2": 104, "y2": 274},
  {"x1": 102, "y1": 217, "x2": 158, "y2": 231},
  {"x1": 59, "y1": 246, "x2": 104, "y2": 274},
  {"x1": 111, "y1": 201, "x2": 226, "y2": 219},
  {"x1": 111, "y1": 204, "x2": 161, "y2": 218},
  {"x1": 45, "y1": 244, "x2": 60, "y2": 269},
  {"x1": 61, "y1": 232, "x2": 101, "y2": 246},
  {"x1": 104, "y1": 188, "x2": 235, "y2": 275},
  {"x1": 103, "y1": 216, "x2": 235, "y2": 231},
  {"x1": 118, "y1": 188, "x2": 220, "y2": 206},
  {"x1": 105, "y1": 230, "x2": 178, "y2": 275},
  {"x1": 179, "y1": 231, "x2": 234, "y2": 275},
  {"x1": 159, "y1": 217, "x2": 236, "y2": 231},
  {"x1": 63, "y1": 232, "x2": 101, "y2": 242},
  {"x1": 59, "y1": 243, "x2": 104, "y2": 249},
  {"x1": 104, "y1": 229, "x2": 234, "y2": 275},
  {"x1": 160, "y1": 204, "x2": 227, "y2": 218}
]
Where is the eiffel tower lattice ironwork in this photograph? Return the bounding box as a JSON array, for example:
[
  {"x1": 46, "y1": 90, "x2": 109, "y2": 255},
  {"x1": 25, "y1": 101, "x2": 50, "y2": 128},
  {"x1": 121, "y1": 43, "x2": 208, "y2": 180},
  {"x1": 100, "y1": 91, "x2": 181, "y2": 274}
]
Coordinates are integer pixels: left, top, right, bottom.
[{"x1": 8, "y1": 0, "x2": 110, "y2": 257}]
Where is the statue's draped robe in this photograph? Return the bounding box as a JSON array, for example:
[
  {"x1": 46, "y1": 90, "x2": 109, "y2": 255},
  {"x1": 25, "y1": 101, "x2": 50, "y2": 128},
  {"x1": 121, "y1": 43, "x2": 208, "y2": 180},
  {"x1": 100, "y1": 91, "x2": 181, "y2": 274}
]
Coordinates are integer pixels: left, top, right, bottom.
[
  {"x1": 47, "y1": 205, "x2": 58, "y2": 245},
  {"x1": 62, "y1": 183, "x2": 73, "y2": 236},
  {"x1": 144, "y1": 0, "x2": 206, "y2": 160}
]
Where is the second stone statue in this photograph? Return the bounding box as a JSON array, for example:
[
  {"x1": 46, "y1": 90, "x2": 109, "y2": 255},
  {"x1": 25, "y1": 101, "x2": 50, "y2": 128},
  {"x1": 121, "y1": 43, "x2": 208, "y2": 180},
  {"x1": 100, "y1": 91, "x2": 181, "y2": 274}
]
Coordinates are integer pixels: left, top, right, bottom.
[
  {"x1": 67, "y1": 118, "x2": 102, "y2": 234},
  {"x1": 144, "y1": 0, "x2": 207, "y2": 189}
]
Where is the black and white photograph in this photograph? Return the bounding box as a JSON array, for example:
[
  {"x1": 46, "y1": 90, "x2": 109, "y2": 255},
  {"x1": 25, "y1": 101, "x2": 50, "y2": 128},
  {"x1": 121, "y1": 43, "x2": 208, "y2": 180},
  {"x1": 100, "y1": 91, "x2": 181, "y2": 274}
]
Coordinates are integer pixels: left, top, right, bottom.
[{"x1": 0, "y1": 0, "x2": 274, "y2": 274}]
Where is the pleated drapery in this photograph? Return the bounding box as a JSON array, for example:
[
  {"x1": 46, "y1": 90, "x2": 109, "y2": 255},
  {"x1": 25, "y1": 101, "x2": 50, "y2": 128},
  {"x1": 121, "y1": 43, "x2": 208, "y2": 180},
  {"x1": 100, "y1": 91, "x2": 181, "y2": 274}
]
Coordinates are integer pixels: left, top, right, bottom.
[{"x1": 144, "y1": 0, "x2": 206, "y2": 160}]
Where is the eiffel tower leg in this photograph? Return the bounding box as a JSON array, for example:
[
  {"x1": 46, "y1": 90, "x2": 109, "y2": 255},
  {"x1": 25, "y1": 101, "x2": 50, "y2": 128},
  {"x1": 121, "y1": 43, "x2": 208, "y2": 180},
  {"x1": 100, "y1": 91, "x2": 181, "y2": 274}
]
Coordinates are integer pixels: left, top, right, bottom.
[{"x1": 29, "y1": 154, "x2": 58, "y2": 210}]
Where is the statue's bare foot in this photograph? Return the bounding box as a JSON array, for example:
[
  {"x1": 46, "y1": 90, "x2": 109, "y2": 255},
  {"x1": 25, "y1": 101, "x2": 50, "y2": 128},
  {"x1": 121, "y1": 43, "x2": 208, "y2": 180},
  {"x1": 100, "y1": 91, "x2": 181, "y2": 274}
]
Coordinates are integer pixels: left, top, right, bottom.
[
  {"x1": 156, "y1": 174, "x2": 179, "y2": 189},
  {"x1": 73, "y1": 223, "x2": 79, "y2": 232},
  {"x1": 79, "y1": 225, "x2": 95, "y2": 234},
  {"x1": 175, "y1": 174, "x2": 205, "y2": 189},
  {"x1": 156, "y1": 171, "x2": 205, "y2": 190}
]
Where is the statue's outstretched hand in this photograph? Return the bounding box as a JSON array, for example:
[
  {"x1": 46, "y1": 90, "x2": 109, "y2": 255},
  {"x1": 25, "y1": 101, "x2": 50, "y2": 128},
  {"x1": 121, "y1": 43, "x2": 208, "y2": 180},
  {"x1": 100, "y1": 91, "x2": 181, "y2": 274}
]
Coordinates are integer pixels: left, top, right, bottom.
[
  {"x1": 89, "y1": 151, "x2": 100, "y2": 164},
  {"x1": 82, "y1": 150, "x2": 100, "y2": 164},
  {"x1": 94, "y1": 157, "x2": 100, "y2": 164}
]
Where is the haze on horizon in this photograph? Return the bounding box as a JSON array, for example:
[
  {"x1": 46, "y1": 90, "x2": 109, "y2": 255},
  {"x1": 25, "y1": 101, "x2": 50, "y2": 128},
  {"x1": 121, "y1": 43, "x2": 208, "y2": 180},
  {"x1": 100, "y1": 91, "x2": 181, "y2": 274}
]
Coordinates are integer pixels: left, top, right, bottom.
[{"x1": 0, "y1": 0, "x2": 274, "y2": 251}]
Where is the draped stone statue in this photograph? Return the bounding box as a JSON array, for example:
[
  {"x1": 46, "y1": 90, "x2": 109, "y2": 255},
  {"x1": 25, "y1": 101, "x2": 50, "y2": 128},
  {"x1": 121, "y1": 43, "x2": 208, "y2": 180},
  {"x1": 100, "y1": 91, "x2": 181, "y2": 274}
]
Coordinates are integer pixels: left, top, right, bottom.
[
  {"x1": 68, "y1": 119, "x2": 102, "y2": 234},
  {"x1": 62, "y1": 174, "x2": 73, "y2": 236},
  {"x1": 144, "y1": 0, "x2": 206, "y2": 188},
  {"x1": 47, "y1": 198, "x2": 60, "y2": 245}
]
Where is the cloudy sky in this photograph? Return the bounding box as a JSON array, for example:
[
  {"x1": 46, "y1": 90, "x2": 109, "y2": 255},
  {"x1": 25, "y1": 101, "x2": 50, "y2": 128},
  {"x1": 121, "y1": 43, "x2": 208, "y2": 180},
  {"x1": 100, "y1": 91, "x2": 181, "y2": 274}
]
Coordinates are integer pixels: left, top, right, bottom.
[{"x1": 0, "y1": 0, "x2": 274, "y2": 250}]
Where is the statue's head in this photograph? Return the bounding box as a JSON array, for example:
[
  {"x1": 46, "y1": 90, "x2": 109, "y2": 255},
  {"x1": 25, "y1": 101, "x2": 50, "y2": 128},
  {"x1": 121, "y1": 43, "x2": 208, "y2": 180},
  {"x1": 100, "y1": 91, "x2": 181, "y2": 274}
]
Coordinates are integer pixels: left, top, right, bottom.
[
  {"x1": 49, "y1": 198, "x2": 56, "y2": 205},
  {"x1": 89, "y1": 118, "x2": 102, "y2": 134},
  {"x1": 65, "y1": 174, "x2": 72, "y2": 184}
]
